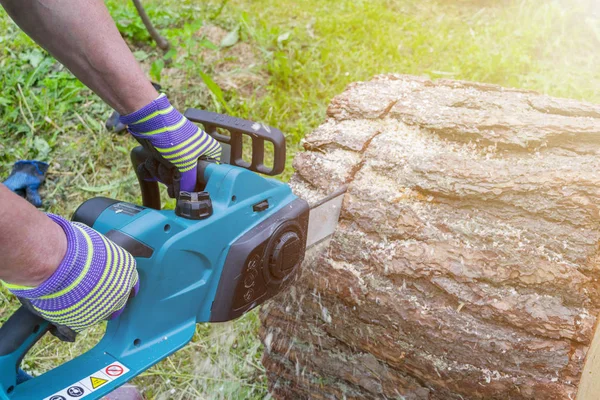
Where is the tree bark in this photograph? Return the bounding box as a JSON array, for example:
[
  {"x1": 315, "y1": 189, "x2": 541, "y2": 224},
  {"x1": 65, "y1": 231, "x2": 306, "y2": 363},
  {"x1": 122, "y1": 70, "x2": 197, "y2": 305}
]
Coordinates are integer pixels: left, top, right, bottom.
[{"x1": 260, "y1": 74, "x2": 600, "y2": 399}]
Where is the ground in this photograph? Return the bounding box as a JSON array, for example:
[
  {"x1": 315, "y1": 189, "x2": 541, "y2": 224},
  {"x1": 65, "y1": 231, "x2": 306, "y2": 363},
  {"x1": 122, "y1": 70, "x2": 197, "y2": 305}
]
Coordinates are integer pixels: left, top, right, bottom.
[{"x1": 0, "y1": 0, "x2": 598, "y2": 399}]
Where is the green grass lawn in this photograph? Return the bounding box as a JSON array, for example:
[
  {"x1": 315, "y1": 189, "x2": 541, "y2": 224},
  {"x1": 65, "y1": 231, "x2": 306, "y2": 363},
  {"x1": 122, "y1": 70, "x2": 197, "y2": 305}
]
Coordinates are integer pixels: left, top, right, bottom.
[{"x1": 1, "y1": 0, "x2": 599, "y2": 398}]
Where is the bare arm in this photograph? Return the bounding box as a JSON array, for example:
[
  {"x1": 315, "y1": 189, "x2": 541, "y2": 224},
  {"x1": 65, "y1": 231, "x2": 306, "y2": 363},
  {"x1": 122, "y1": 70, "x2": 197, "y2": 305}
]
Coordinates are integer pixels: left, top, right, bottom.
[
  {"x1": 0, "y1": 0, "x2": 158, "y2": 114},
  {"x1": 0, "y1": 185, "x2": 66, "y2": 286}
]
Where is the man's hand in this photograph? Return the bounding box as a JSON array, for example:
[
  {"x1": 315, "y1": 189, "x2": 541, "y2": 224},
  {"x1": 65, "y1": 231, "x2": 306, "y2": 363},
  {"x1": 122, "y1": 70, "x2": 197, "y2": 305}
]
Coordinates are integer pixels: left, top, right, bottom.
[
  {"x1": 120, "y1": 94, "x2": 222, "y2": 197},
  {"x1": 3, "y1": 214, "x2": 139, "y2": 332}
]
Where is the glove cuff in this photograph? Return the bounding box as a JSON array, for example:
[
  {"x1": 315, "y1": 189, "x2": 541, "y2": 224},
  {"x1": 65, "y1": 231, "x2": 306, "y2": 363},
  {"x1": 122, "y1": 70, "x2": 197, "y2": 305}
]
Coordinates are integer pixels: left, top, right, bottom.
[
  {"x1": 11, "y1": 160, "x2": 49, "y2": 176},
  {"x1": 119, "y1": 93, "x2": 170, "y2": 126}
]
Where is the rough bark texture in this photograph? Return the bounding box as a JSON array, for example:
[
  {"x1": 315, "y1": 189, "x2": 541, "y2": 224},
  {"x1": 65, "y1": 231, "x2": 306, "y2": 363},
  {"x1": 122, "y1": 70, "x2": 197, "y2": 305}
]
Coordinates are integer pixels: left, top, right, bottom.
[{"x1": 259, "y1": 74, "x2": 600, "y2": 399}]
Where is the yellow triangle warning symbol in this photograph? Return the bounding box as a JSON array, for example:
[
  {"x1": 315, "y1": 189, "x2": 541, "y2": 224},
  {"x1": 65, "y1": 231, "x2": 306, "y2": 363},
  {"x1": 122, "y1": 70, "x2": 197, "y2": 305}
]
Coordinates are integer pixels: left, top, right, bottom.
[{"x1": 90, "y1": 376, "x2": 108, "y2": 389}]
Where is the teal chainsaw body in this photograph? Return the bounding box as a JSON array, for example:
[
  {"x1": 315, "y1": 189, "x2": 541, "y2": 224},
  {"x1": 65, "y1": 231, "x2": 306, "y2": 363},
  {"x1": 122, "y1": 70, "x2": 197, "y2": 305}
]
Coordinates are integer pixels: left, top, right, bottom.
[{"x1": 0, "y1": 110, "x2": 308, "y2": 400}]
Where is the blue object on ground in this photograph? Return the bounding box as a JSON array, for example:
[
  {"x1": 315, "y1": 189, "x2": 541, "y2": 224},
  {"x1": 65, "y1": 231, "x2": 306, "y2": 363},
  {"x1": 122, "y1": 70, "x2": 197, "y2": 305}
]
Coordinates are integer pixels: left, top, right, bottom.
[{"x1": 2, "y1": 160, "x2": 49, "y2": 207}]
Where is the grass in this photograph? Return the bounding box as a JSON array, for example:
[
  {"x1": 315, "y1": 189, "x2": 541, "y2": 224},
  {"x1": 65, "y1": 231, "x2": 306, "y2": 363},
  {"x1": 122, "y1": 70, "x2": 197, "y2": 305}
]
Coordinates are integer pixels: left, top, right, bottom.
[{"x1": 1, "y1": 0, "x2": 599, "y2": 398}]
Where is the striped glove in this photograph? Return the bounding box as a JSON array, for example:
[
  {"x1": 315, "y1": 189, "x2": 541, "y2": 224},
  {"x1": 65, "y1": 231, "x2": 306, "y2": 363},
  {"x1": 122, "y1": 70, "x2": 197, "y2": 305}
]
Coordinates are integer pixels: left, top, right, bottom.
[
  {"x1": 120, "y1": 94, "x2": 222, "y2": 195},
  {"x1": 3, "y1": 214, "x2": 139, "y2": 332}
]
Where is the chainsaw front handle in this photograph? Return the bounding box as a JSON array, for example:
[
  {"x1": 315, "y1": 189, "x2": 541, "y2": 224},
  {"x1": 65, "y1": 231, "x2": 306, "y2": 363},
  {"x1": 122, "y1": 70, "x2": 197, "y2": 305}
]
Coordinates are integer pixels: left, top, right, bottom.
[
  {"x1": 184, "y1": 108, "x2": 286, "y2": 176},
  {"x1": 131, "y1": 109, "x2": 286, "y2": 210}
]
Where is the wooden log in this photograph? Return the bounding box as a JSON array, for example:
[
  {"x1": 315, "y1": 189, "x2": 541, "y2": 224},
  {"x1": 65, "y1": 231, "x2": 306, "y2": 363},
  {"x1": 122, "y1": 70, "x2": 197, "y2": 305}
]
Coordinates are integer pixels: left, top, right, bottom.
[{"x1": 259, "y1": 74, "x2": 600, "y2": 399}]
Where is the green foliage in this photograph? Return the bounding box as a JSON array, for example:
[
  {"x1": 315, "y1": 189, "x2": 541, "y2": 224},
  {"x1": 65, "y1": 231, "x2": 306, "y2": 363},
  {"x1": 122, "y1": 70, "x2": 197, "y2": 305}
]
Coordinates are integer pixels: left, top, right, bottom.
[
  {"x1": 199, "y1": 70, "x2": 233, "y2": 114},
  {"x1": 108, "y1": 1, "x2": 179, "y2": 44},
  {"x1": 0, "y1": 15, "x2": 89, "y2": 163},
  {"x1": 1, "y1": 0, "x2": 598, "y2": 398},
  {"x1": 150, "y1": 58, "x2": 164, "y2": 82}
]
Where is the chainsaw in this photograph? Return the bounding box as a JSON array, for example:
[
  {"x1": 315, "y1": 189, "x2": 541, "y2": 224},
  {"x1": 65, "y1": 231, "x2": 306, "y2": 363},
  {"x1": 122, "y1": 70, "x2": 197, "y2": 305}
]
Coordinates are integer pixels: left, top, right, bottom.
[{"x1": 0, "y1": 109, "x2": 345, "y2": 400}]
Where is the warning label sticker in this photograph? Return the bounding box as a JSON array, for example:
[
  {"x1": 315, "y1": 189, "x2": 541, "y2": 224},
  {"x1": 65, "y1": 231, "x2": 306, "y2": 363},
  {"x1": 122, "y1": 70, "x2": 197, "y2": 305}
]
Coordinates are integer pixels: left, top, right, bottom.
[
  {"x1": 89, "y1": 376, "x2": 108, "y2": 389},
  {"x1": 105, "y1": 364, "x2": 125, "y2": 377},
  {"x1": 43, "y1": 362, "x2": 130, "y2": 400}
]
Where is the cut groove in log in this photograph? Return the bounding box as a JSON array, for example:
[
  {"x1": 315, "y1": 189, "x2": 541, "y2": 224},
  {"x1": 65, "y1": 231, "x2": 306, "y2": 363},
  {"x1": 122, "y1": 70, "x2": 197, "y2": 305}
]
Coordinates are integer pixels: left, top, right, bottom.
[{"x1": 260, "y1": 74, "x2": 600, "y2": 400}]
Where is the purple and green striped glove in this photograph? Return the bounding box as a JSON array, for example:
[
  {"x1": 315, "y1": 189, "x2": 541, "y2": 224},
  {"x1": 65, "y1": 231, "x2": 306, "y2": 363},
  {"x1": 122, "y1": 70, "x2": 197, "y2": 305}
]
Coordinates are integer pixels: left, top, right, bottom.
[
  {"x1": 120, "y1": 94, "x2": 222, "y2": 195},
  {"x1": 2, "y1": 214, "x2": 139, "y2": 332}
]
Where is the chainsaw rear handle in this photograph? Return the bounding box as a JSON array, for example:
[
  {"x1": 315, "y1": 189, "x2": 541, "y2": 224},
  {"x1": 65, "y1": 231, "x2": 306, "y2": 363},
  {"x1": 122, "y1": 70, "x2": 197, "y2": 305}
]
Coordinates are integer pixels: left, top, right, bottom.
[
  {"x1": 0, "y1": 306, "x2": 50, "y2": 395},
  {"x1": 0, "y1": 307, "x2": 46, "y2": 358}
]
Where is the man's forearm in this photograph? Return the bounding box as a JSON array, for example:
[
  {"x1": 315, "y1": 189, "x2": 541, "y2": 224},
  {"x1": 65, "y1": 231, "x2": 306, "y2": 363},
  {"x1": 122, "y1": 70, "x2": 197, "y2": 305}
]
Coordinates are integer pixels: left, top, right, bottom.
[
  {"x1": 0, "y1": 0, "x2": 158, "y2": 114},
  {"x1": 0, "y1": 185, "x2": 66, "y2": 286}
]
